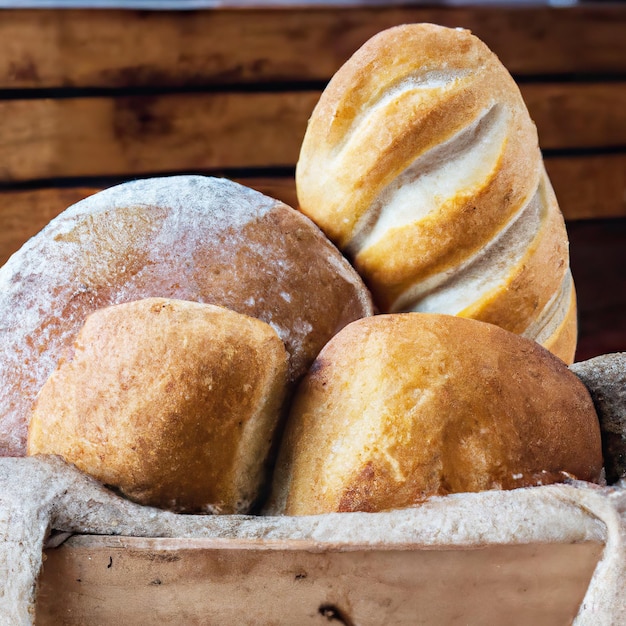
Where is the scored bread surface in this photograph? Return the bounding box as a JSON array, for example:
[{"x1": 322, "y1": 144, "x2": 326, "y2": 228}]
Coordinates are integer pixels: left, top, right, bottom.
[
  {"x1": 0, "y1": 175, "x2": 373, "y2": 456},
  {"x1": 27, "y1": 298, "x2": 289, "y2": 514},
  {"x1": 269, "y1": 314, "x2": 602, "y2": 516},
  {"x1": 296, "y1": 23, "x2": 576, "y2": 363}
]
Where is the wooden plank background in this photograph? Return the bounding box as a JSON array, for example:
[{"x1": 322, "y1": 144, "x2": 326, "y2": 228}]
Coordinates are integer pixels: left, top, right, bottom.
[
  {"x1": 1, "y1": 84, "x2": 625, "y2": 182},
  {"x1": 2, "y1": 6, "x2": 626, "y2": 88},
  {"x1": 0, "y1": 5, "x2": 624, "y2": 361}
]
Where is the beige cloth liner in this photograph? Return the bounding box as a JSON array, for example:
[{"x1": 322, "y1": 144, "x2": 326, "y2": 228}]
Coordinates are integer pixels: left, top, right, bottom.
[{"x1": 0, "y1": 455, "x2": 624, "y2": 625}]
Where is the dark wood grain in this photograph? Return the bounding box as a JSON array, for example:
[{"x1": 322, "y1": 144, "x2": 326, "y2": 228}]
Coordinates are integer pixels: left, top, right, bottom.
[
  {"x1": 0, "y1": 92, "x2": 317, "y2": 182},
  {"x1": 569, "y1": 218, "x2": 626, "y2": 363},
  {"x1": 524, "y1": 82, "x2": 626, "y2": 150},
  {"x1": 546, "y1": 153, "x2": 626, "y2": 221},
  {"x1": 1, "y1": 6, "x2": 626, "y2": 89},
  {"x1": 1, "y1": 82, "x2": 625, "y2": 182}
]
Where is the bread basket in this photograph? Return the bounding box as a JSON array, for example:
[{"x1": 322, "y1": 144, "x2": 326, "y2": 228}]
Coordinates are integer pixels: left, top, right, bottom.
[{"x1": 1, "y1": 5, "x2": 625, "y2": 625}]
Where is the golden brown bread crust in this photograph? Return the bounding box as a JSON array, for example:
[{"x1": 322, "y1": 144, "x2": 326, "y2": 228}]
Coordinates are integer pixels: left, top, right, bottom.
[
  {"x1": 269, "y1": 314, "x2": 602, "y2": 516},
  {"x1": 27, "y1": 298, "x2": 289, "y2": 514},
  {"x1": 454, "y1": 169, "x2": 576, "y2": 362},
  {"x1": 0, "y1": 175, "x2": 373, "y2": 456},
  {"x1": 542, "y1": 283, "x2": 578, "y2": 365},
  {"x1": 296, "y1": 23, "x2": 576, "y2": 363}
]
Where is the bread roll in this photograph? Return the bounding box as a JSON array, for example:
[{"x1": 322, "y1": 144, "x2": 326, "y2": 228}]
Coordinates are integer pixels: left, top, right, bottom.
[
  {"x1": 269, "y1": 314, "x2": 602, "y2": 516},
  {"x1": 296, "y1": 23, "x2": 576, "y2": 364},
  {"x1": 27, "y1": 298, "x2": 288, "y2": 514},
  {"x1": 0, "y1": 175, "x2": 372, "y2": 457}
]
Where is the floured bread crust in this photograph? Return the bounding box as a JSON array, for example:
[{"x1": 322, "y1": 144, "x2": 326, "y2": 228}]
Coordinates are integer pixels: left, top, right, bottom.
[
  {"x1": 0, "y1": 175, "x2": 373, "y2": 457},
  {"x1": 27, "y1": 298, "x2": 289, "y2": 514},
  {"x1": 269, "y1": 314, "x2": 602, "y2": 516},
  {"x1": 296, "y1": 23, "x2": 576, "y2": 363}
]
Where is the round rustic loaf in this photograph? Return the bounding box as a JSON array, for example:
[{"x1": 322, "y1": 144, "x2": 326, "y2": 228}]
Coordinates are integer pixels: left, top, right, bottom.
[
  {"x1": 0, "y1": 175, "x2": 373, "y2": 457},
  {"x1": 296, "y1": 23, "x2": 576, "y2": 364},
  {"x1": 27, "y1": 298, "x2": 288, "y2": 514},
  {"x1": 269, "y1": 314, "x2": 603, "y2": 516}
]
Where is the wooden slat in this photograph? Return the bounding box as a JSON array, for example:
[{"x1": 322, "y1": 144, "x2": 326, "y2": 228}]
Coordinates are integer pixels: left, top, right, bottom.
[
  {"x1": 1, "y1": 6, "x2": 626, "y2": 90},
  {"x1": 36, "y1": 535, "x2": 601, "y2": 625},
  {"x1": 1, "y1": 83, "x2": 625, "y2": 183},
  {"x1": 569, "y1": 218, "x2": 626, "y2": 362},
  {"x1": 0, "y1": 91, "x2": 317, "y2": 182},
  {"x1": 524, "y1": 82, "x2": 626, "y2": 150},
  {"x1": 545, "y1": 153, "x2": 626, "y2": 221}
]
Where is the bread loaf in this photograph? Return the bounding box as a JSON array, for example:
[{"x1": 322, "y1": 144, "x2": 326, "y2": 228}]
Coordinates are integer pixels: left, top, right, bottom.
[
  {"x1": 0, "y1": 175, "x2": 373, "y2": 457},
  {"x1": 269, "y1": 314, "x2": 602, "y2": 516},
  {"x1": 27, "y1": 298, "x2": 289, "y2": 514},
  {"x1": 296, "y1": 23, "x2": 576, "y2": 363}
]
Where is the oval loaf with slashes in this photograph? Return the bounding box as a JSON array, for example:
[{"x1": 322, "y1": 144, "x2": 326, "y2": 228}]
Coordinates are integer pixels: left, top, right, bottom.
[{"x1": 296, "y1": 23, "x2": 576, "y2": 363}]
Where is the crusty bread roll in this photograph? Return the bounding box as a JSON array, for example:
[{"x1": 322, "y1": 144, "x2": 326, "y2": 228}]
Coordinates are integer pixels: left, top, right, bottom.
[
  {"x1": 296, "y1": 23, "x2": 576, "y2": 364},
  {"x1": 0, "y1": 175, "x2": 372, "y2": 457},
  {"x1": 27, "y1": 298, "x2": 289, "y2": 514},
  {"x1": 269, "y1": 314, "x2": 602, "y2": 516}
]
